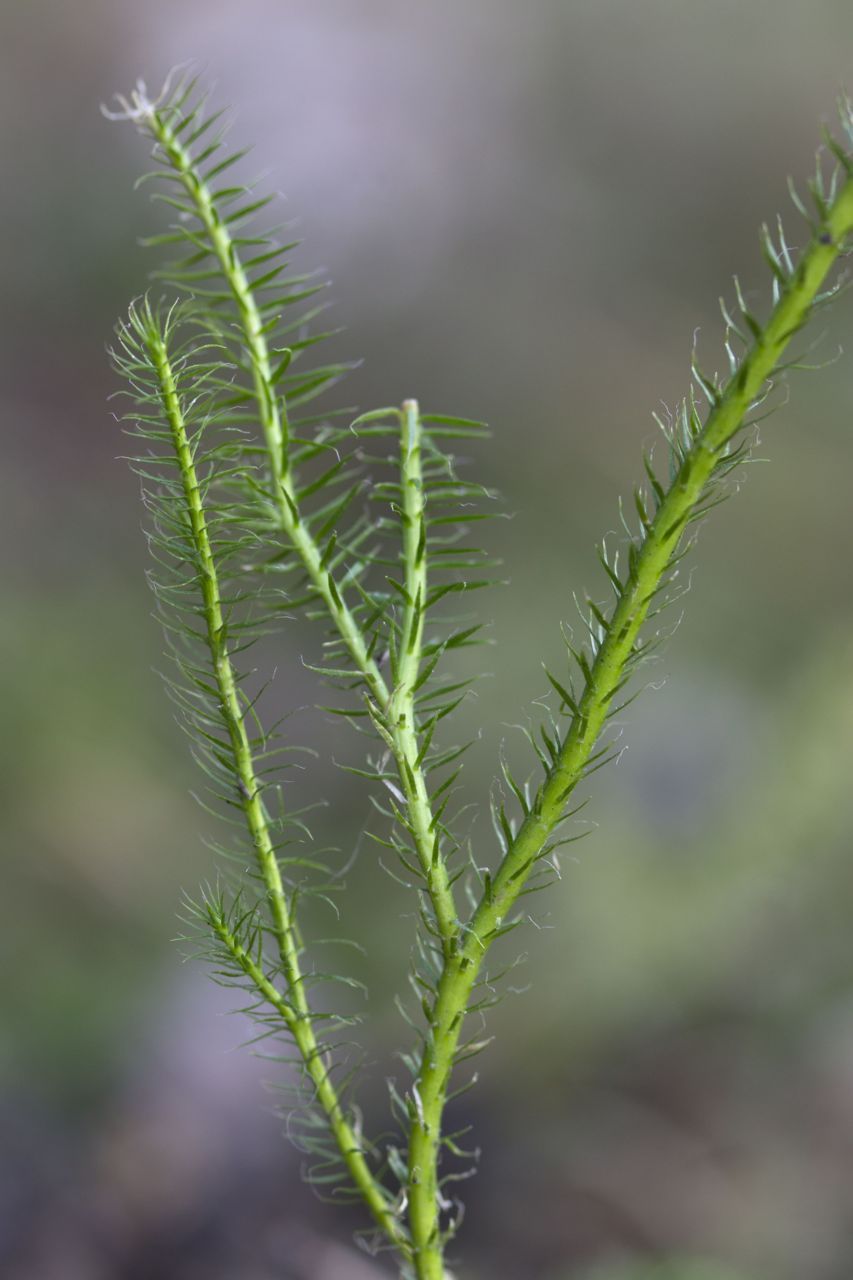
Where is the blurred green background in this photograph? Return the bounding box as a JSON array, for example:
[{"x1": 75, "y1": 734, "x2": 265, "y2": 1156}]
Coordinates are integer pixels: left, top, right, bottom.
[{"x1": 3, "y1": 2, "x2": 853, "y2": 1277}]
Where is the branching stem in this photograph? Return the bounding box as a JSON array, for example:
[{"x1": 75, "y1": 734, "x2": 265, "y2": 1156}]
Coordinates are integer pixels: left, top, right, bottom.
[
  {"x1": 144, "y1": 103, "x2": 459, "y2": 948},
  {"x1": 111, "y1": 77, "x2": 853, "y2": 1280}
]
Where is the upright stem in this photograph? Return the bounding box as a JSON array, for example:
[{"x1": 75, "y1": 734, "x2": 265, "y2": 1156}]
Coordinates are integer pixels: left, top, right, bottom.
[
  {"x1": 405, "y1": 168, "x2": 853, "y2": 1279},
  {"x1": 144, "y1": 313, "x2": 409, "y2": 1259},
  {"x1": 478, "y1": 171, "x2": 853, "y2": 942},
  {"x1": 389, "y1": 399, "x2": 458, "y2": 953}
]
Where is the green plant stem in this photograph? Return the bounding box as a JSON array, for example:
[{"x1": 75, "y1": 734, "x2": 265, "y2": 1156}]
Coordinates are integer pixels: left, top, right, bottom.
[
  {"x1": 144, "y1": 104, "x2": 459, "y2": 948},
  {"x1": 144, "y1": 313, "x2": 408, "y2": 1259},
  {"x1": 388, "y1": 400, "x2": 458, "y2": 955},
  {"x1": 405, "y1": 171, "x2": 853, "y2": 1280},
  {"x1": 396, "y1": 400, "x2": 428, "y2": 682},
  {"x1": 481, "y1": 175, "x2": 853, "y2": 946}
]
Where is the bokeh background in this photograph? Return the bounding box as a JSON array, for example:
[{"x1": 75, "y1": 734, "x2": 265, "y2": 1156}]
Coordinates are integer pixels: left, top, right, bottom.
[{"x1": 3, "y1": 3, "x2": 853, "y2": 1278}]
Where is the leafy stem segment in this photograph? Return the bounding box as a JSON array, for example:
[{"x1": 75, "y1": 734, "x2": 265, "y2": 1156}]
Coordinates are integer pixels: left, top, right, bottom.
[
  {"x1": 405, "y1": 166, "x2": 853, "y2": 1277},
  {"x1": 480, "y1": 172, "x2": 853, "y2": 944},
  {"x1": 138, "y1": 93, "x2": 459, "y2": 948},
  {"x1": 384, "y1": 400, "x2": 458, "y2": 954},
  {"x1": 139, "y1": 305, "x2": 408, "y2": 1258}
]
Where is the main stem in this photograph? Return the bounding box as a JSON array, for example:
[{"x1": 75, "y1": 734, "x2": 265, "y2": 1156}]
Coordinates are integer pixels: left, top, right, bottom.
[{"x1": 405, "y1": 171, "x2": 853, "y2": 1280}]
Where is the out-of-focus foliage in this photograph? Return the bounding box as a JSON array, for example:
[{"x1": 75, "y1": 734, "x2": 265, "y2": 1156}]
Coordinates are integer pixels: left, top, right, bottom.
[
  {"x1": 3, "y1": 2, "x2": 853, "y2": 1278},
  {"x1": 570, "y1": 1259, "x2": 754, "y2": 1280}
]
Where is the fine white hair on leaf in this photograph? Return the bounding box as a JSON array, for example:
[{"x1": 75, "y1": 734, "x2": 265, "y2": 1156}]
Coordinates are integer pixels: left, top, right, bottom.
[{"x1": 100, "y1": 64, "x2": 192, "y2": 124}]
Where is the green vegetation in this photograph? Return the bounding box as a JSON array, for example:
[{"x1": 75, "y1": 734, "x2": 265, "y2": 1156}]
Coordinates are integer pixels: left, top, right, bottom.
[{"x1": 107, "y1": 70, "x2": 853, "y2": 1279}]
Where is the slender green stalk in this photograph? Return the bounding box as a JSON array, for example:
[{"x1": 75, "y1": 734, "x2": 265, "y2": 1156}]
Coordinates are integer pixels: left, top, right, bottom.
[
  {"x1": 140, "y1": 306, "x2": 408, "y2": 1259},
  {"x1": 387, "y1": 400, "x2": 458, "y2": 955},
  {"x1": 478, "y1": 175, "x2": 853, "y2": 942},
  {"x1": 395, "y1": 401, "x2": 428, "y2": 684},
  {"x1": 404, "y1": 165, "x2": 853, "y2": 1280}
]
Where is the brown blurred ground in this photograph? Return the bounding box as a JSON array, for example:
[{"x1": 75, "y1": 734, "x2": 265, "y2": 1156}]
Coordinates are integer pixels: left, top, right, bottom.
[{"x1": 3, "y1": 3, "x2": 853, "y2": 1278}]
